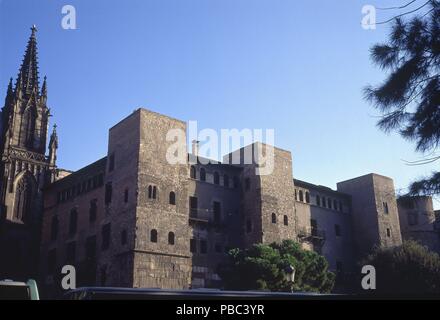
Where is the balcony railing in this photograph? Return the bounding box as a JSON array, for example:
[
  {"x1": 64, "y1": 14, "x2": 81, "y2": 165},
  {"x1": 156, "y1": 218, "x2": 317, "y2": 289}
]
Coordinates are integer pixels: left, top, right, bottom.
[
  {"x1": 189, "y1": 208, "x2": 222, "y2": 226},
  {"x1": 297, "y1": 226, "x2": 326, "y2": 241}
]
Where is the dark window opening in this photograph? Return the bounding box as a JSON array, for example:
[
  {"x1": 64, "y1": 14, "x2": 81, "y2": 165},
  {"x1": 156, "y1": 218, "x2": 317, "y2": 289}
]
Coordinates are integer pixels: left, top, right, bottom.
[
  {"x1": 189, "y1": 196, "x2": 198, "y2": 217},
  {"x1": 89, "y1": 199, "x2": 97, "y2": 222},
  {"x1": 69, "y1": 208, "x2": 78, "y2": 235},
  {"x1": 386, "y1": 228, "x2": 391, "y2": 237},
  {"x1": 150, "y1": 229, "x2": 158, "y2": 243},
  {"x1": 316, "y1": 195, "x2": 321, "y2": 206},
  {"x1": 190, "y1": 166, "x2": 196, "y2": 179},
  {"x1": 272, "y1": 213, "x2": 277, "y2": 224},
  {"x1": 200, "y1": 168, "x2": 206, "y2": 181},
  {"x1": 105, "y1": 182, "x2": 112, "y2": 204},
  {"x1": 299, "y1": 190, "x2": 304, "y2": 202},
  {"x1": 224, "y1": 174, "x2": 229, "y2": 187},
  {"x1": 50, "y1": 215, "x2": 59, "y2": 241},
  {"x1": 213, "y1": 201, "x2": 221, "y2": 225},
  {"x1": 124, "y1": 188, "x2": 129, "y2": 203},
  {"x1": 168, "y1": 232, "x2": 175, "y2": 245},
  {"x1": 305, "y1": 192, "x2": 310, "y2": 203},
  {"x1": 152, "y1": 186, "x2": 157, "y2": 199},
  {"x1": 169, "y1": 191, "x2": 176, "y2": 205},
  {"x1": 214, "y1": 172, "x2": 220, "y2": 185},
  {"x1": 383, "y1": 202, "x2": 389, "y2": 214},
  {"x1": 101, "y1": 223, "x2": 111, "y2": 251},
  {"x1": 284, "y1": 215, "x2": 288, "y2": 226},
  {"x1": 190, "y1": 239, "x2": 196, "y2": 253}
]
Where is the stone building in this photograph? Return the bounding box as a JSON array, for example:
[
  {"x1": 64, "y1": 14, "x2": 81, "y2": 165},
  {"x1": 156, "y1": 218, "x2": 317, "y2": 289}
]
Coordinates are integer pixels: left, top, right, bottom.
[
  {"x1": 2, "y1": 29, "x2": 440, "y2": 295},
  {"x1": 397, "y1": 196, "x2": 440, "y2": 253}
]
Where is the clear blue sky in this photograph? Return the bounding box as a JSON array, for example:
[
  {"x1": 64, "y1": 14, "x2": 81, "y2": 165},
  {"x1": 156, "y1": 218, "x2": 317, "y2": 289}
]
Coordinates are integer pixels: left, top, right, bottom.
[{"x1": 0, "y1": 0, "x2": 438, "y2": 204}]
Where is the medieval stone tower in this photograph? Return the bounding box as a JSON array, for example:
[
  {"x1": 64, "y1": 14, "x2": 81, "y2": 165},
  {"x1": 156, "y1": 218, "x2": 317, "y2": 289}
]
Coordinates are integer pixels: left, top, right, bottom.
[{"x1": 0, "y1": 26, "x2": 57, "y2": 279}]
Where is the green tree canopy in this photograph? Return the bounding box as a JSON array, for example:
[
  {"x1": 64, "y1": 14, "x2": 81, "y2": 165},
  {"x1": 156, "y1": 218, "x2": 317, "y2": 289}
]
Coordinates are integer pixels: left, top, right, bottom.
[
  {"x1": 362, "y1": 240, "x2": 440, "y2": 294},
  {"x1": 218, "y1": 240, "x2": 335, "y2": 293},
  {"x1": 365, "y1": 1, "x2": 440, "y2": 196}
]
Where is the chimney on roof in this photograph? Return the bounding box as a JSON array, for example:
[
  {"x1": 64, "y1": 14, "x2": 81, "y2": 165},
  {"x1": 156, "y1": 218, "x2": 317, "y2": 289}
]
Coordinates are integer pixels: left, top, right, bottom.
[{"x1": 192, "y1": 140, "x2": 199, "y2": 156}]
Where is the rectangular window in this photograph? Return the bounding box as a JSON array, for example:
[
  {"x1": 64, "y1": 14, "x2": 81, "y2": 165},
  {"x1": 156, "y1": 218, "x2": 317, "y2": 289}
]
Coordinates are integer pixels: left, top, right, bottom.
[
  {"x1": 124, "y1": 189, "x2": 129, "y2": 203},
  {"x1": 386, "y1": 228, "x2": 391, "y2": 237},
  {"x1": 213, "y1": 201, "x2": 221, "y2": 225},
  {"x1": 200, "y1": 240, "x2": 207, "y2": 254},
  {"x1": 89, "y1": 199, "x2": 97, "y2": 223},
  {"x1": 101, "y1": 223, "x2": 111, "y2": 250},
  {"x1": 105, "y1": 182, "x2": 112, "y2": 205},
  {"x1": 189, "y1": 196, "x2": 198, "y2": 217},
  {"x1": 190, "y1": 238, "x2": 196, "y2": 253},
  {"x1": 383, "y1": 202, "x2": 389, "y2": 214}
]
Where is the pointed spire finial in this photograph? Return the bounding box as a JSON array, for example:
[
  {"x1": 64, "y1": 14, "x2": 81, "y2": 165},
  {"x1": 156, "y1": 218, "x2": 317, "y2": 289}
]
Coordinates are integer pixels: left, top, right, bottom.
[
  {"x1": 41, "y1": 75, "x2": 47, "y2": 96},
  {"x1": 16, "y1": 26, "x2": 40, "y2": 95}
]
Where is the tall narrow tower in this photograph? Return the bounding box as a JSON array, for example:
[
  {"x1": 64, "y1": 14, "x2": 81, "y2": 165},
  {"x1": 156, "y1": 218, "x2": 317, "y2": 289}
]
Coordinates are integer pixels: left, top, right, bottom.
[{"x1": 0, "y1": 26, "x2": 56, "y2": 279}]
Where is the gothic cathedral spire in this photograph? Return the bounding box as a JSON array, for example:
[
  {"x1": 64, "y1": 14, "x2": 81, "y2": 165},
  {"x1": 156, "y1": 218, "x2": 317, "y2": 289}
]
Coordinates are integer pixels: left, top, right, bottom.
[{"x1": 0, "y1": 27, "x2": 56, "y2": 280}]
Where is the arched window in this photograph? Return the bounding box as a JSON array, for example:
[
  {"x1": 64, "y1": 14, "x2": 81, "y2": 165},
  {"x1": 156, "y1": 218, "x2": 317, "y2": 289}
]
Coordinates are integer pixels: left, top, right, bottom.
[
  {"x1": 333, "y1": 199, "x2": 338, "y2": 211},
  {"x1": 150, "y1": 229, "x2": 158, "y2": 243},
  {"x1": 190, "y1": 166, "x2": 196, "y2": 179},
  {"x1": 51, "y1": 215, "x2": 59, "y2": 241},
  {"x1": 168, "y1": 232, "x2": 175, "y2": 245},
  {"x1": 322, "y1": 197, "x2": 327, "y2": 208},
  {"x1": 14, "y1": 173, "x2": 35, "y2": 223},
  {"x1": 305, "y1": 192, "x2": 310, "y2": 203},
  {"x1": 214, "y1": 172, "x2": 220, "y2": 185},
  {"x1": 169, "y1": 191, "x2": 176, "y2": 205},
  {"x1": 152, "y1": 186, "x2": 157, "y2": 199},
  {"x1": 224, "y1": 174, "x2": 229, "y2": 187},
  {"x1": 200, "y1": 168, "x2": 206, "y2": 181},
  {"x1": 316, "y1": 195, "x2": 321, "y2": 206},
  {"x1": 284, "y1": 215, "x2": 288, "y2": 226},
  {"x1": 298, "y1": 190, "x2": 304, "y2": 202},
  {"x1": 271, "y1": 213, "x2": 277, "y2": 224},
  {"x1": 148, "y1": 185, "x2": 153, "y2": 199}
]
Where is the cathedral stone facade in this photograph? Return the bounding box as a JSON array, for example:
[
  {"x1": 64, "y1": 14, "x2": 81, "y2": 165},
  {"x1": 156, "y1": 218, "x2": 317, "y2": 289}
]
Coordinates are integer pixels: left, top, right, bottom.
[{"x1": 1, "y1": 29, "x2": 439, "y2": 296}]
